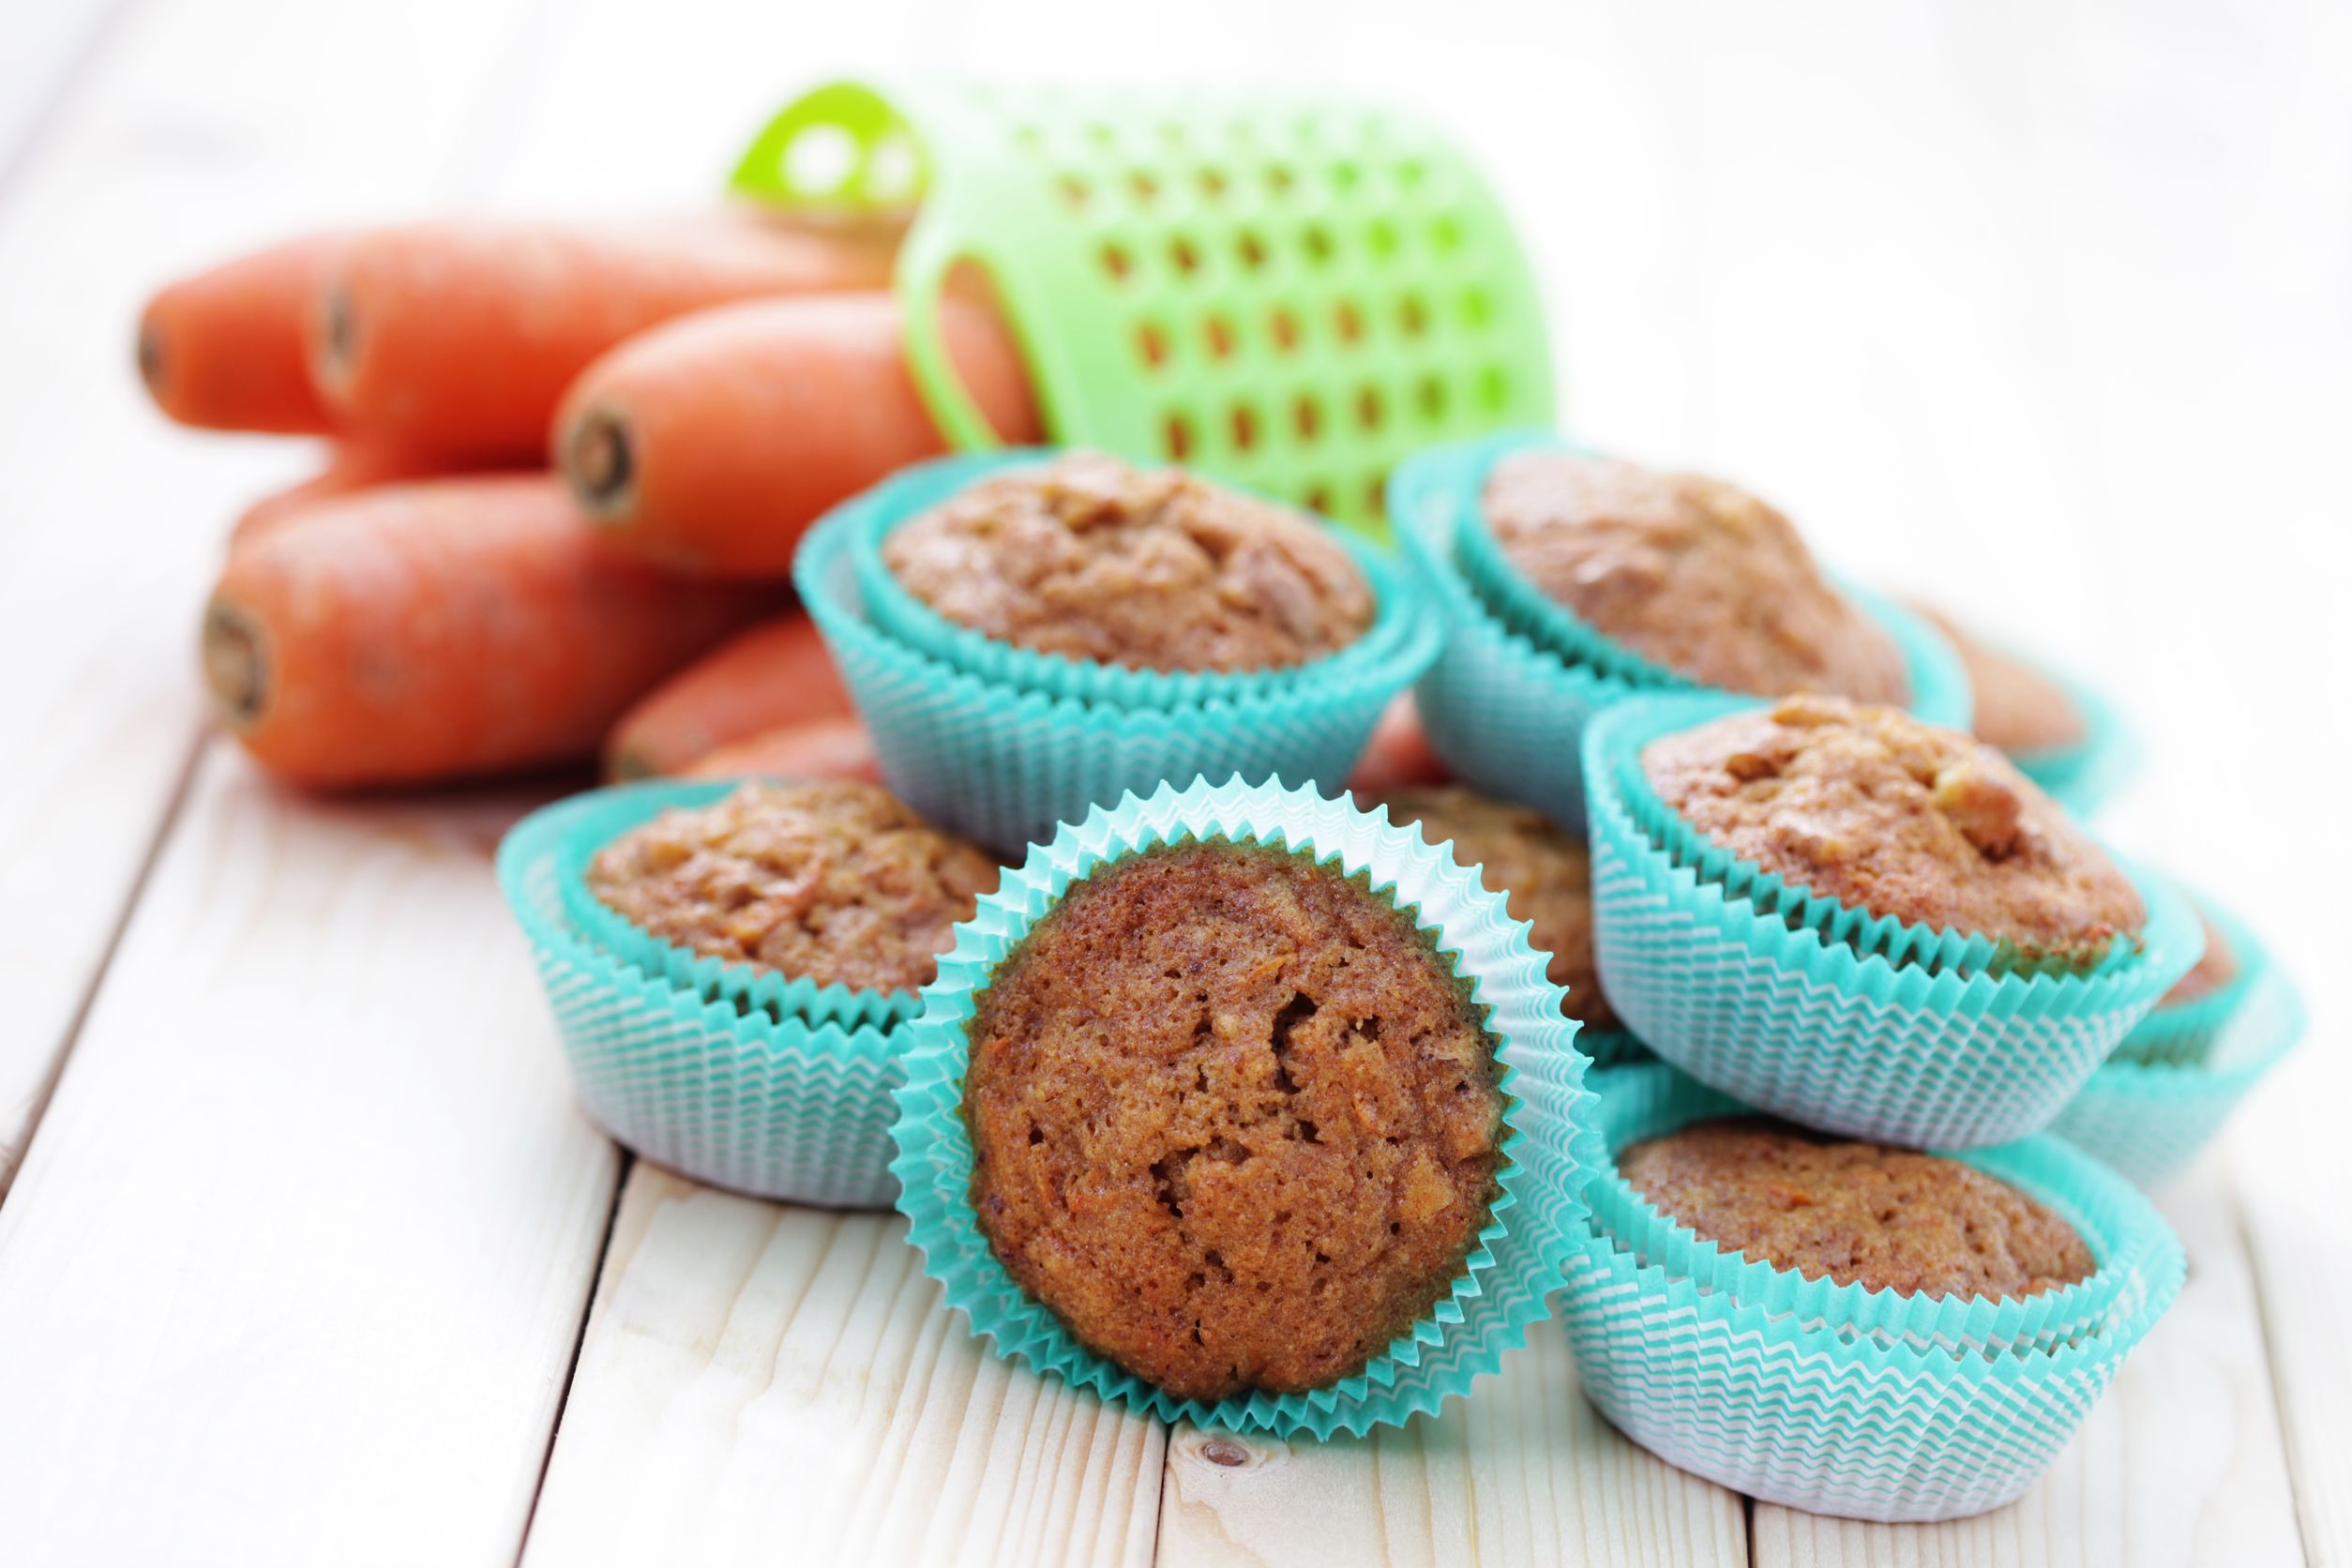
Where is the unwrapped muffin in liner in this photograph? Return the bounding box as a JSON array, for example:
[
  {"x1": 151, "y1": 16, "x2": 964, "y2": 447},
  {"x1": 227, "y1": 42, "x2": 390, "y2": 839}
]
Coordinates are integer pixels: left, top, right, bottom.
[
  {"x1": 798, "y1": 454, "x2": 1442, "y2": 856},
  {"x1": 2055, "y1": 891, "x2": 2303, "y2": 1188},
  {"x1": 1581, "y1": 692, "x2": 2201, "y2": 1148},
  {"x1": 2004, "y1": 661, "x2": 2141, "y2": 820},
  {"x1": 500, "y1": 781, "x2": 910, "y2": 1208},
  {"x1": 1564, "y1": 1063, "x2": 2182, "y2": 1522},
  {"x1": 1387, "y1": 433, "x2": 1972, "y2": 831},
  {"x1": 889, "y1": 776, "x2": 1599, "y2": 1438}
]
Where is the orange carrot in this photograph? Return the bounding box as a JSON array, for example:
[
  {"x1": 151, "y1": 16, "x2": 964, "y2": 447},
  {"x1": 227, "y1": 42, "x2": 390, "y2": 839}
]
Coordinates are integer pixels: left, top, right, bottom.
[
  {"x1": 1346, "y1": 696, "x2": 1452, "y2": 793},
  {"x1": 309, "y1": 211, "x2": 900, "y2": 460},
  {"x1": 682, "y1": 717, "x2": 881, "y2": 784},
  {"x1": 229, "y1": 440, "x2": 499, "y2": 549},
  {"x1": 555, "y1": 293, "x2": 1039, "y2": 578},
  {"x1": 602, "y1": 613, "x2": 851, "y2": 780},
  {"x1": 138, "y1": 234, "x2": 342, "y2": 433},
  {"x1": 204, "y1": 476, "x2": 779, "y2": 789}
]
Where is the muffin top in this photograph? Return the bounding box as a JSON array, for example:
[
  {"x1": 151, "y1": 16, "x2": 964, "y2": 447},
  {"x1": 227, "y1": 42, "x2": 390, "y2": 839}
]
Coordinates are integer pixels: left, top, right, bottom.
[
  {"x1": 1641, "y1": 695, "x2": 2145, "y2": 968},
  {"x1": 2162, "y1": 906, "x2": 2239, "y2": 1007},
  {"x1": 882, "y1": 451, "x2": 1375, "y2": 672},
  {"x1": 586, "y1": 780, "x2": 998, "y2": 995},
  {"x1": 1483, "y1": 450, "x2": 1908, "y2": 703},
  {"x1": 1620, "y1": 1117, "x2": 2096, "y2": 1300},
  {"x1": 1909, "y1": 602, "x2": 2088, "y2": 756},
  {"x1": 1377, "y1": 785, "x2": 1619, "y2": 1033},
  {"x1": 963, "y1": 840, "x2": 1504, "y2": 1401}
]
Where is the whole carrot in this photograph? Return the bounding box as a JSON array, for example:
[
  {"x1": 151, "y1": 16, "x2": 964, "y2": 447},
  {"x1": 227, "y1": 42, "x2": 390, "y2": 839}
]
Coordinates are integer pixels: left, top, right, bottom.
[
  {"x1": 555, "y1": 293, "x2": 1039, "y2": 577},
  {"x1": 138, "y1": 234, "x2": 341, "y2": 433},
  {"x1": 683, "y1": 717, "x2": 881, "y2": 784},
  {"x1": 309, "y1": 212, "x2": 900, "y2": 460},
  {"x1": 229, "y1": 439, "x2": 498, "y2": 549},
  {"x1": 205, "y1": 476, "x2": 778, "y2": 789},
  {"x1": 603, "y1": 613, "x2": 851, "y2": 780}
]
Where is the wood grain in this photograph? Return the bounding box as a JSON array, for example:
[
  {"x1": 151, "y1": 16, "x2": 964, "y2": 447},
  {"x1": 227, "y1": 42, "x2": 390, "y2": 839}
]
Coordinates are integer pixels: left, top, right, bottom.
[
  {"x1": 1751, "y1": 1163, "x2": 2302, "y2": 1568},
  {"x1": 1155, "y1": 1311, "x2": 1748, "y2": 1568},
  {"x1": 0, "y1": 746, "x2": 621, "y2": 1565},
  {"x1": 524, "y1": 1163, "x2": 1165, "y2": 1568}
]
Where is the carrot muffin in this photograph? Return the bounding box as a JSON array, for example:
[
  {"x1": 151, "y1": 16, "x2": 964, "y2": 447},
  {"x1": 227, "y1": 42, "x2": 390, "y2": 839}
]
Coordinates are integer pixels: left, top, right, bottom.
[
  {"x1": 1909, "y1": 602, "x2": 2088, "y2": 756},
  {"x1": 882, "y1": 451, "x2": 1374, "y2": 671},
  {"x1": 1620, "y1": 1117, "x2": 2095, "y2": 1300},
  {"x1": 2161, "y1": 907, "x2": 2239, "y2": 1007},
  {"x1": 586, "y1": 780, "x2": 998, "y2": 995},
  {"x1": 1641, "y1": 695, "x2": 2144, "y2": 969},
  {"x1": 1377, "y1": 786, "x2": 1620, "y2": 1033},
  {"x1": 1482, "y1": 451, "x2": 1908, "y2": 703},
  {"x1": 962, "y1": 840, "x2": 1504, "y2": 1400}
]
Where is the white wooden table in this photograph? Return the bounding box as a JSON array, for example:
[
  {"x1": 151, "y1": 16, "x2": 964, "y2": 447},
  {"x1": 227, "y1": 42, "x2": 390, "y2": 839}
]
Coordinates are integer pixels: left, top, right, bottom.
[{"x1": 1, "y1": 1, "x2": 2344, "y2": 1562}]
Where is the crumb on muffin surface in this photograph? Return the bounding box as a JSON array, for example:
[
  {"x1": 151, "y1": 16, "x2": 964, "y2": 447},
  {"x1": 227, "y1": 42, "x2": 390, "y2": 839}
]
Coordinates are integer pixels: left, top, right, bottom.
[
  {"x1": 1376, "y1": 785, "x2": 1620, "y2": 1033},
  {"x1": 1908, "y1": 601, "x2": 2088, "y2": 756},
  {"x1": 1640, "y1": 694, "x2": 2145, "y2": 968},
  {"x1": 1482, "y1": 450, "x2": 1908, "y2": 704},
  {"x1": 882, "y1": 450, "x2": 1375, "y2": 673},
  {"x1": 586, "y1": 780, "x2": 999, "y2": 995},
  {"x1": 961, "y1": 840, "x2": 1504, "y2": 1401},
  {"x1": 1620, "y1": 1116, "x2": 2096, "y2": 1301}
]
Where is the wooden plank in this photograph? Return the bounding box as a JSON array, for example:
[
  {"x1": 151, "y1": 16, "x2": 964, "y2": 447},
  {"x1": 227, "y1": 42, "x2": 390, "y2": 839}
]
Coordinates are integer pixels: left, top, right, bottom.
[
  {"x1": 1750, "y1": 1162, "x2": 2301, "y2": 1568},
  {"x1": 522, "y1": 1164, "x2": 1164, "y2": 1568},
  {"x1": 1154, "y1": 1312, "x2": 1747, "y2": 1568},
  {"x1": 0, "y1": 0, "x2": 126, "y2": 189},
  {"x1": 0, "y1": 0, "x2": 546, "y2": 1187},
  {"x1": 0, "y1": 745, "x2": 621, "y2": 1564}
]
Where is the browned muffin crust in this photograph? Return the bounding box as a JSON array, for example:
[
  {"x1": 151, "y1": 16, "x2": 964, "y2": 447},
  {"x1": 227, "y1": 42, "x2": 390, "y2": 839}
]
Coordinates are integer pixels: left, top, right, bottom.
[
  {"x1": 964, "y1": 841, "x2": 1504, "y2": 1401},
  {"x1": 882, "y1": 451, "x2": 1374, "y2": 672},
  {"x1": 587, "y1": 780, "x2": 998, "y2": 995},
  {"x1": 1483, "y1": 451, "x2": 1907, "y2": 703},
  {"x1": 1642, "y1": 695, "x2": 2144, "y2": 969},
  {"x1": 1908, "y1": 602, "x2": 2088, "y2": 756},
  {"x1": 1377, "y1": 785, "x2": 1620, "y2": 1033},
  {"x1": 2162, "y1": 907, "x2": 2239, "y2": 1007},
  {"x1": 1620, "y1": 1117, "x2": 2096, "y2": 1300}
]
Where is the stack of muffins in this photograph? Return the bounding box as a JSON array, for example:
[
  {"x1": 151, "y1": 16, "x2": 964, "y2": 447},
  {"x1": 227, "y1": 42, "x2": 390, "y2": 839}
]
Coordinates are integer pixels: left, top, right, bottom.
[{"x1": 502, "y1": 438, "x2": 2299, "y2": 1523}]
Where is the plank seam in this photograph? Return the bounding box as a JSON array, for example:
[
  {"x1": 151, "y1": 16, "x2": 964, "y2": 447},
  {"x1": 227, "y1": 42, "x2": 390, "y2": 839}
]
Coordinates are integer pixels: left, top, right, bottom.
[
  {"x1": 0, "y1": 0, "x2": 145, "y2": 207},
  {"x1": 2228, "y1": 1159, "x2": 2320, "y2": 1568}
]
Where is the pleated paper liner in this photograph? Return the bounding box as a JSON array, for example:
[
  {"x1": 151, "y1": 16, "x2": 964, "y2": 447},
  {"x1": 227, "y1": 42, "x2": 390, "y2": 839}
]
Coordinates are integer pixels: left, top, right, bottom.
[
  {"x1": 2056, "y1": 941, "x2": 2305, "y2": 1189},
  {"x1": 888, "y1": 776, "x2": 1600, "y2": 1438},
  {"x1": 2110, "y1": 887, "x2": 2272, "y2": 1067},
  {"x1": 844, "y1": 447, "x2": 1428, "y2": 708},
  {"x1": 550, "y1": 779, "x2": 918, "y2": 1032},
  {"x1": 1583, "y1": 1063, "x2": 2179, "y2": 1357},
  {"x1": 1581, "y1": 691, "x2": 2201, "y2": 1148},
  {"x1": 500, "y1": 788, "x2": 906, "y2": 1208},
  {"x1": 2009, "y1": 659, "x2": 2143, "y2": 820},
  {"x1": 1384, "y1": 432, "x2": 1971, "y2": 832},
  {"x1": 795, "y1": 482, "x2": 1442, "y2": 856}
]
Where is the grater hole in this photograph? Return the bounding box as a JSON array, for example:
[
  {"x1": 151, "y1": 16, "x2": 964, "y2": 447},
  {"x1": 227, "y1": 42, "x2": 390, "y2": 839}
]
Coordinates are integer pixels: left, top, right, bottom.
[
  {"x1": 1461, "y1": 287, "x2": 1493, "y2": 327},
  {"x1": 1302, "y1": 225, "x2": 1335, "y2": 267},
  {"x1": 1166, "y1": 411, "x2": 1196, "y2": 460},
  {"x1": 1230, "y1": 403, "x2": 1260, "y2": 450},
  {"x1": 1476, "y1": 365, "x2": 1510, "y2": 413},
  {"x1": 1365, "y1": 219, "x2": 1399, "y2": 260},
  {"x1": 1396, "y1": 158, "x2": 1427, "y2": 188},
  {"x1": 1013, "y1": 125, "x2": 1044, "y2": 152},
  {"x1": 1364, "y1": 477, "x2": 1387, "y2": 520},
  {"x1": 1056, "y1": 174, "x2": 1091, "y2": 209},
  {"x1": 1198, "y1": 168, "x2": 1229, "y2": 202},
  {"x1": 1330, "y1": 159, "x2": 1362, "y2": 192},
  {"x1": 1237, "y1": 231, "x2": 1269, "y2": 271},
  {"x1": 1137, "y1": 322, "x2": 1169, "y2": 369},
  {"x1": 1129, "y1": 169, "x2": 1162, "y2": 204},
  {"x1": 1100, "y1": 242, "x2": 1135, "y2": 283},
  {"x1": 1355, "y1": 384, "x2": 1385, "y2": 431},
  {"x1": 1431, "y1": 214, "x2": 1465, "y2": 253},
  {"x1": 1306, "y1": 485, "x2": 1334, "y2": 516},
  {"x1": 1204, "y1": 315, "x2": 1236, "y2": 361},
  {"x1": 1415, "y1": 374, "x2": 1448, "y2": 424},
  {"x1": 1170, "y1": 235, "x2": 1201, "y2": 275},
  {"x1": 1267, "y1": 163, "x2": 1296, "y2": 195},
  {"x1": 1086, "y1": 122, "x2": 1116, "y2": 149},
  {"x1": 1334, "y1": 300, "x2": 1364, "y2": 345},
  {"x1": 1293, "y1": 396, "x2": 1322, "y2": 442},
  {"x1": 1269, "y1": 307, "x2": 1301, "y2": 353},
  {"x1": 782, "y1": 125, "x2": 858, "y2": 197},
  {"x1": 1397, "y1": 295, "x2": 1428, "y2": 337}
]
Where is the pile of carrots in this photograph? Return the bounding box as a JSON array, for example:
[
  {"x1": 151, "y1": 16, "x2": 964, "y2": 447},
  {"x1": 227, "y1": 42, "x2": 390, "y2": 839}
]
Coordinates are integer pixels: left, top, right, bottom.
[{"x1": 147, "y1": 205, "x2": 1445, "y2": 796}]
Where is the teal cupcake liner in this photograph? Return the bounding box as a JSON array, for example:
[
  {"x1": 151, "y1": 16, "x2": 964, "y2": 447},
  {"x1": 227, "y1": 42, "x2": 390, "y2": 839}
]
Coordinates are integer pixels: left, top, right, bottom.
[
  {"x1": 1387, "y1": 433, "x2": 1969, "y2": 833},
  {"x1": 889, "y1": 776, "x2": 1601, "y2": 1438},
  {"x1": 1582, "y1": 692, "x2": 2201, "y2": 1148},
  {"x1": 550, "y1": 779, "x2": 919, "y2": 1032},
  {"x1": 2007, "y1": 660, "x2": 2142, "y2": 820},
  {"x1": 1576, "y1": 1029, "x2": 1658, "y2": 1068},
  {"x1": 2110, "y1": 887, "x2": 2270, "y2": 1066},
  {"x1": 499, "y1": 789, "x2": 904, "y2": 1208},
  {"x1": 848, "y1": 448, "x2": 1425, "y2": 709},
  {"x1": 797, "y1": 490, "x2": 1443, "y2": 856},
  {"x1": 1584, "y1": 1063, "x2": 2179, "y2": 1358},
  {"x1": 2055, "y1": 953, "x2": 2305, "y2": 1189}
]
